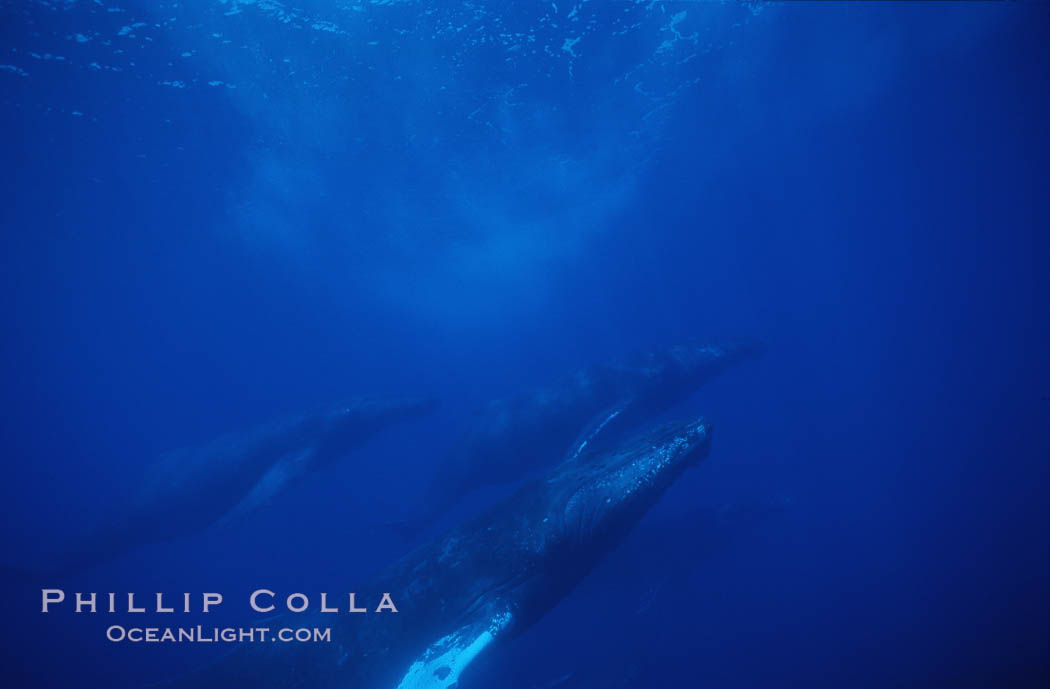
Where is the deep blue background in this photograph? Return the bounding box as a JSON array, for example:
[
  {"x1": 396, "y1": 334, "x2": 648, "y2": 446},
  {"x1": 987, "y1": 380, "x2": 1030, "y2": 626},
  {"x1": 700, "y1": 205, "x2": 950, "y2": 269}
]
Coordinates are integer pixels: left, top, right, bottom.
[{"x1": 1, "y1": 2, "x2": 1047, "y2": 687}]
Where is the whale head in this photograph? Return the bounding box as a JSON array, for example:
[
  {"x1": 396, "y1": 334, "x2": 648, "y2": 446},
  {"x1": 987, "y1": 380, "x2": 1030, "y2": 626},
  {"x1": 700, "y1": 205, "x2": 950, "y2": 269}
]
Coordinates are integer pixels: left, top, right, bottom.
[
  {"x1": 314, "y1": 395, "x2": 440, "y2": 455},
  {"x1": 326, "y1": 395, "x2": 438, "y2": 423},
  {"x1": 491, "y1": 416, "x2": 712, "y2": 632},
  {"x1": 607, "y1": 339, "x2": 765, "y2": 413},
  {"x1": 554, "y1": 417, "x2": 712, "y2": 551},
  {"x1": 664, "y1": 338, "x2": 767, "y2": 375}
]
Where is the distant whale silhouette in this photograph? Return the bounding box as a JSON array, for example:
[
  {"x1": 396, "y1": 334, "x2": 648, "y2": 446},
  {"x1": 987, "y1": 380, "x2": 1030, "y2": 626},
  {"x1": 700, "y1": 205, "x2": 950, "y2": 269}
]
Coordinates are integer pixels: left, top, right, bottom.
[
  {"x1": 163, "y1": 416, "x2": 713, "y2": 689},
  {"x1": 41, "y1": 396, "x2": 438, "y2": 581},
  {"x1": 401, "y1": 339, "x2": 763, "y2": 530}
]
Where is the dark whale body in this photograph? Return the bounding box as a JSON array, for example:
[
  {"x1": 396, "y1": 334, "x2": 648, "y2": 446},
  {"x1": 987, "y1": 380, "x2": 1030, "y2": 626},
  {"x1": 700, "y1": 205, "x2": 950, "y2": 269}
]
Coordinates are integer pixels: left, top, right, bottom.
[
  {"x1": 415, "y1": 339, "x2": 763, "y2": 525},
  {"x1": 48, "y1": 396, "x2": 438, "y2": 580},
  {"x1": 166, "y1": 417, "x2": 712, "y2": 689}
]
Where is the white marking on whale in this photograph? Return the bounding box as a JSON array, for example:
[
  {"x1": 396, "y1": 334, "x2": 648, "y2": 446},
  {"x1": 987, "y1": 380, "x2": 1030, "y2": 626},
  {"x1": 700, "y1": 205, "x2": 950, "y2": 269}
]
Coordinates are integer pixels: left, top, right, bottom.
[{"x1": 396, "y1": 610, "x2": 513, "y2": 689}]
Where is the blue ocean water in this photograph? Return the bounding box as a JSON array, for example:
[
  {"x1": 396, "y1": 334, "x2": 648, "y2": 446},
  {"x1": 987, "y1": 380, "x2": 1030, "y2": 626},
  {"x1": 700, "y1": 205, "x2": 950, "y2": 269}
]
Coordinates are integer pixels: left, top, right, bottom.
[{"x1": 1, "y1": 1, "x2": 1047, "y2": 687}]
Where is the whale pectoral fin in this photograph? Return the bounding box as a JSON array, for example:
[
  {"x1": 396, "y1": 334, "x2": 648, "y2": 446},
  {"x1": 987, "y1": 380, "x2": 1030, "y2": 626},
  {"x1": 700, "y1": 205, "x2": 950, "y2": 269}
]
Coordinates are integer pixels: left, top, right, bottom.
[
  {"x1": 565, "y1": 400, "x2": 632, "y2": 463},
  {"x1": 395, "y1": 610, "x2": 513, "y2": 689}
]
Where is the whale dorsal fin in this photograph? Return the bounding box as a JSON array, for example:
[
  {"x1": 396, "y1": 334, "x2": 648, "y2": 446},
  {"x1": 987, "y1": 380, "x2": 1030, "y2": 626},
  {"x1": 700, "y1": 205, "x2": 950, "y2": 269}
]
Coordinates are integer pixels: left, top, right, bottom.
[{"x1": 395, "y1": 609, "x2": 513, "y2": 689}]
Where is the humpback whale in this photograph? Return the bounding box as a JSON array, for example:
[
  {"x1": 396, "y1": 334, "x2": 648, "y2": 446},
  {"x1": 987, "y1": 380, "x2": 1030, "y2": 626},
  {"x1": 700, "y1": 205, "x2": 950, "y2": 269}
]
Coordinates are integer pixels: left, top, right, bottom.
[
  {"x1": 408, "y1": 339, "x2": 763, "y2": 528},
  {"x1": 164, "y1": 416, "x2": 713, "y2": 689},
  {"x1": 43, "y1": 396, "x2": 438, "y2": 580}
]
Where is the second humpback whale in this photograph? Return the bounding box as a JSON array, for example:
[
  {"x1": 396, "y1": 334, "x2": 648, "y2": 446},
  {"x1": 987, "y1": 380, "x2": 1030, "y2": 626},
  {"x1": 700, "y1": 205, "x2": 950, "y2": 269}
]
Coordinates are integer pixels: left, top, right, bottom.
[
  {"x1": 404, "y1": 339, "x2": 763, "y2": 529},
  {"x1": 162, "y1": 416, "x2": 713, "y2": 689},
  {"x1": 41, "y1": 395, "x2": 438, "y2": 580}
]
